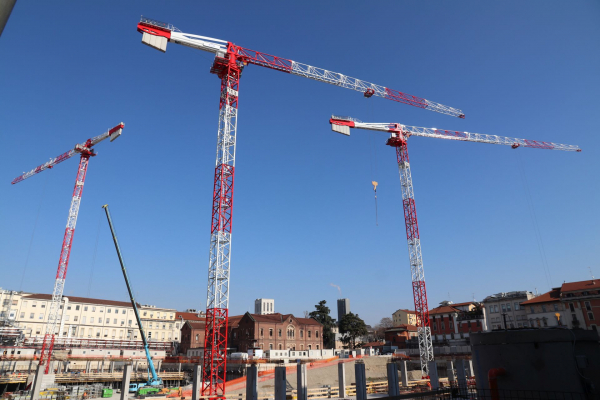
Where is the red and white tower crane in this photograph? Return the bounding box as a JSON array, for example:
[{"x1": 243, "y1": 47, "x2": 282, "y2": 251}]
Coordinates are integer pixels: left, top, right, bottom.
[
  {"x1": 136, "y1": 16, "x2": 464, "y2": 398},
  {"x1": 11, "y1": 123, "x2": 124, "y2": 374},
  {"x1": 330, "y1": 116, "x2": 580, "y2": 374}
]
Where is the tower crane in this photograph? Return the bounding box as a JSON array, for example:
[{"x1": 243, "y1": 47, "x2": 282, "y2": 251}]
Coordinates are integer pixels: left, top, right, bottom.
[
  {"x1": 136, "y1": 16, "x2": 464, "y2": 398},
  {"x1": 329, "y1": 115, "x2": 580, "y2": 374},
  {"x1": 11, "y1": 123, "x2": 124, "y2": 374}
]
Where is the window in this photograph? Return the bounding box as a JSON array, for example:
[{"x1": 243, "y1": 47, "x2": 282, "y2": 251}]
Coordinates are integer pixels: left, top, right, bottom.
[
  {"x1": 128, "y1": 320, "x2": 132, "y2": 326},
  {"x1": 494, "y1": 305, "x2": 498, "y2": 313},
  {"x1": 148, "y1": 332, "x2": 152, "y2": 339},
  {"x1": 514, "y1": 303, "x2": 520, "y2": 311},
  {"x1": 29, "y1": 313, "x2": 34, "y2": 319},
  {"x1": 553, "y1": 304, "x2": 559, "y2": 312},
  {"x1": 543, "y1": 318, "x2": 548, "y2": 327},
  {"x1": 23, "y1": 301, "x2": 28, "y2": 307},
  {"x1": 316, "y1": 345, "x2": 320, "y2": 350},
  {"x1": 507, "y1": 303, "x2": 512, "y2": 311},
  {"x1": 278, "y1": 329, "x2": 282, "y2": 337},
  {"x1": 90, "y1": 317, "x2": 94, "y2": 323},
  {"x1": 569, "y1": 303, "x2": 575, "y2": 312},
  {"x1": 585, "y1": 301, "x2": 592, "y2": 311},
  {"x1": 433, "y1": 323, "x2": 437, "y2": 331},
  {"x1": 100, "y1": 308, "x2": 104, "y2": 313},
  {"x1": 530, "y1": 306, "x2": 535, "y2": 313},
  {"x1": 541, "y1": 305, "x2": 547, "y2": 313},
  {"x1": 92, "y1": 307, "x2": 96, "y2": 312},
  {"x1": 32, "y1": 302, "x2": 37, "y2": 308},
  {"x1": 122, "y1": 310, "x2": 126, "y2": 314},
  {"x1": 67, "y1": 306, "x2": 71, "y2": 310},
  {"x1": 149, "y1": 323, "x2": 153, "y2": 329},
  {"x1": 41, "y1": 304, "x2": 46, "y2": 308},
  {"x1": 114, "y1": 319, "x2": 117, "y2": 324},
  {"x1": 300, "y1": 330, "x2": 304, "y2": 338},
  {"x1": 82, "y1": 316, "x2": 86, "y2": 323},
  {"x1": 501, "y1": 304, "x2": 506, "y2": 313},
  {"x1": 84, "y1": 306, "x2": 88, "y2": 312},
  {"x1": 143, "y1": 312, "x2": 147, "y2": 317},
  {"x1": 308, "y1": 330, "x2": 311, "y2": 338},
  {"x1": 108, "y1": 309, "x2": 111, "y2": 313},
  {"x1": 39, "y1": 313, "x2": 43, "y2": 320},
  {"x1": 589, "y1": 312, "x2": 595, "y2": 321},
  {"x1": 449, "y1": 321, "x2": 454, "y2": 329},
  {"x1": 98, "y1": 318, "x2": 102, "y2": 323},
  {"x1": 163, "y1": 324, "x2": 166, "y2": 329},
  {"x1": 269, "y1": 328, "x2": 273, "y2": 337},
  {"x1": 76, "y1": 305, "x2": 80, "y2": 311},
  {"x1": 121, "y1": 320, "x2": 125, "y2": 326},
  {"x1": 441, "y1": 323, "x2": 445, "y2": 330},
  {"x1": 260, "y1": 328, "x2": 264, "y2": 337},
  {"x1": 74, "y1": 316, "x2": 78, "y2": 322},
  {"x1": 278, "y1": 344, "x2": 282, "y2": 350},
  {"x1": 316, "y1": 331, "x2": 319, "y2": 338},
  {"x1": 20, "y1": 312, "x2": 24, "y2": 318}
]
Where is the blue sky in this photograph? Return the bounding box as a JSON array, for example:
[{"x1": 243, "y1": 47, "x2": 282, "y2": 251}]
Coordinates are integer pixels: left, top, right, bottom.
[{"x1": 1, "y1": 1, "x2": 598, "y2": 326}]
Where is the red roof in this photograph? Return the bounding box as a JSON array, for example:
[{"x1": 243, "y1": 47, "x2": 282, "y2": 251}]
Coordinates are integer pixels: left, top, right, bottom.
[
  {"x1": 395, "y1": 309, "x2": 416, "y2": 314},
  {"x1": 385, "y1": 324, "x2": 418, "y2": 332},
  {"x1": 452, "y1": 301, "x2": 476, "y2": 307},
  {"x1": 561, "y1": 279, "x2": 600, "y2": 293},
  {"x1": 235, "y1": 313, "x2": 321, "y2": 326},
  {"x1": 176, "y1": 311, "x2": 205, "y2": 322},
  {"x1": 429, "y1": 305, "x2": 460, "y2": 315},
  {"x1": 185, "y1": 321, "x2": 205, "y2": 330},
  {"x1": 24, "y1": 293, "x2": 133, "y2": 308},
  {"x1": 521, "y1": 288, "x2": 561, "y2": 305}
]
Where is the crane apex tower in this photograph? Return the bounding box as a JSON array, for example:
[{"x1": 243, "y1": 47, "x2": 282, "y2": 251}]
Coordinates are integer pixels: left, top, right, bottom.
[{"x1": 337, "y1": 298, "x2": 350, "y2": 323}]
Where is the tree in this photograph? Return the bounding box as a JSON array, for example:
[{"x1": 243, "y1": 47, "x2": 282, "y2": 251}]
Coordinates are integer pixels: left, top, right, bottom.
[
  {"x1": 339, "y1": 312, "x2": 368, "y2": 349},
  {"x1": 373, "y1": 317, "x2": 394, "y2": 341},
  {"x1": 309, "y1": 300, "x2": 336, "y2": 349}
]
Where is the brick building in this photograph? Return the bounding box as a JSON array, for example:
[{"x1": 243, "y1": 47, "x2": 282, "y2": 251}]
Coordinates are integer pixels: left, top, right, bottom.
[
  {"x1": 384, "y1": 324, "x2": 417, "y2": 348},
  {"x1": 229, "y1": 312, "x2": 323, "y2": 352},
  {"x1": 429, "y1": 301, "x2": 485, "y2": 341},
  {"x1": 179, "y1": 320, "x2": 205, "y2": 355}
]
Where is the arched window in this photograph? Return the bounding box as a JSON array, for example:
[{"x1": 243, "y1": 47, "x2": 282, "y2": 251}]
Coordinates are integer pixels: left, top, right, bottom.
[
  {"x1": 287, "y1": 325, "x2": 295, "y2": 339},
  {"x1": 278, "y1": 344, "x2": 282, "y2": 350}
]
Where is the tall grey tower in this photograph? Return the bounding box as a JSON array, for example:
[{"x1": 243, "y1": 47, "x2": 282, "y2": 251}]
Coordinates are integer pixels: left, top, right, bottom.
[
  {"x1": 337, "y1": 298, "x2": 350, "y2": 323},
  {"x1": 254, "y1": 298, "x2": 274, "y2": 315}
]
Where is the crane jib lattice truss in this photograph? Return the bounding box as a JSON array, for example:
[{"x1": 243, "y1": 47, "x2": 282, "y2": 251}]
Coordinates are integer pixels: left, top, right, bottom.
[
  {"x1": 11, "y1": 123, "x2": 124, "y2": 374},
  {"x1": 330, "y1": 116, "x2": 580, "y2": 375},
  {"x1": 136, "y1": 15, "x2": 465, "y2": 397}
]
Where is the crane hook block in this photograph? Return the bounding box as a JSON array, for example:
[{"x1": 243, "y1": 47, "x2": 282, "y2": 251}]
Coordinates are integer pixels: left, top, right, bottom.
[{"x1": 364, "y1": 89, "x2": 375, "y2": 98}]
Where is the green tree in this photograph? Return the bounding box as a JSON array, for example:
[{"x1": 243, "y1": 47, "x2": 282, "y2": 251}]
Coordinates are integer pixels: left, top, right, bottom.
[
  {"x1": 339, "y1": 312, "x2": 368, "y2": 349},
  {"x1": 309, "y1": 300, "x2": 336, "y2": 348}
]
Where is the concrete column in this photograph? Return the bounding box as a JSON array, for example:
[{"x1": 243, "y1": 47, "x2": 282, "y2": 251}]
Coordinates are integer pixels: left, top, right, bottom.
[
  {"x1": 446, "y1": 361, "x2": 455, "y2": 382},
  {"x1": 192, "y1": 364, "x2": 201, "y2": 400},
  {"x1": 246, "y1": 364, "x2": 258, "y2": 400},
  {"x1": 157, "y1": 360, "x2": 162, "y2": 372},
  {"x1": 386, "y1": 362, "x2": 399, "y2": 396},
  {"x1": 297, "y1": 363, "x2": 307, "y2": 400},
  {"x1": 135, "y1": 361, "x2": 139, "y2": 372},
  {"x1": 467, "y1": 360, "x2": 474, "y2": 377},
  {"x1": 337, "y1": 362, "x2": 347, "y2": 398},
  {"x1": 109, "y1": 362, "x2": 114, "y2": 373},
  {"x1": 28, "y1": 360, "x2": 33, "y2": 373},
  {"x1": 120, "y1": 365, "x2": 132, "y2": 400},
  {"x1": 427, "y1": 361, "x2": 439, "y2": 390},
  {"x1": 355, "y1": 362, "x2": 366, "y2": 400},
  {"x1": 31, "y1": 365, "x2": 44, "y2": 400},
  {"x1": 85, "y1": 361, "x2": 90, "y2": 373},
  {"x1": 178, "y1": 363, "x2": 182, "y2": 373},
  {"x1": 274, "y1": 366, "x2": 286, "y2": 400},
  {"x1": 455, "y1": 359, "x2": 468, "y2": 395},
  {"x1": 400, "y1": 361, "x2": 408, "y2": 387},
  {"x1": 100, "y1": 360, "x2": 104, "y2": 373}
]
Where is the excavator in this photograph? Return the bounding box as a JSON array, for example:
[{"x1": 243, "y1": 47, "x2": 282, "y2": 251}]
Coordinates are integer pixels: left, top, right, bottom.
[{"x1": 102, "y1": 205, "x2": 163, "y2": 396}]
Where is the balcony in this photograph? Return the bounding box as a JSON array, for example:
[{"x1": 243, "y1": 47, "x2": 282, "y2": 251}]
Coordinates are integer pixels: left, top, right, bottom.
[{"x1": 456, "y1": 312, "x2": 484, "y2": 321}]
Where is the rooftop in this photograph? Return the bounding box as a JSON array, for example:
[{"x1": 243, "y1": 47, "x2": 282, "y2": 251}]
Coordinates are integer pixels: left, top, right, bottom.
[
  {"x1": 521, "y1": 289, "x2": 561, "y2": 305},
  {"x1": 561, "y1": 279, "x2": 600, "y2": 293}
]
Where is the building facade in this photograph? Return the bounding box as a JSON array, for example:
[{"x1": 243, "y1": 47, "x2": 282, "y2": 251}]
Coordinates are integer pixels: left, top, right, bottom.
[
  {"x1": 482, "y1": 291, "x2": 535, "y2": 330},
  {"x1": 180, "y1": 321, "x2": 206, "y2": 355},
  {"x1": 337, "y1": 298, "x2": 350, "y2": 324},
  {"x1": 429, "y1": 301, "x2": 485, "y2": 341},
  {"x1": 392, "y1": 309, "x2": 417, "y2": 326},
  {"x1": 229, "y1": 312, "x2": 323, "y2": 352},
  {"x1": 521, "y1": 288, "x2": 571, "y2": 328},
  {"x1": 559, "y1": 279, "x2": 600, "y2": 332},
  {"x1": 0, "y1": 291, "x2": 179, "y2": 343},
  {"x1": 254, "y1": 299, "x2": 274, "y2": 315}
]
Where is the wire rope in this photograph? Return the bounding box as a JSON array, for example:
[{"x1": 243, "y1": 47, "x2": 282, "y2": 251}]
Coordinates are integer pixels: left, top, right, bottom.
[
  {"x1": 515, "y1": 152, "x2": 553, "y2": 288},
  {"x1": 86, "y1": 212, "x2": 102, "y2": 297},
  {"x1": 19, "y1": 173, "x2": 49, "y2": 291}
]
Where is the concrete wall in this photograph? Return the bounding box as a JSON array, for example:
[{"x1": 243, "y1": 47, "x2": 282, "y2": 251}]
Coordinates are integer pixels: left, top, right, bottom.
[{"x1": 470, "y1": 329, "x2": 600, "y2": 395}]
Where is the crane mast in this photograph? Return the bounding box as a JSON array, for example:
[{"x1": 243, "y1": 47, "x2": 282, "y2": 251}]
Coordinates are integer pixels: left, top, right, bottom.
[
  {"x1": 330, "y1": 116, "x2": 580, "y2": 375},
  {"x1": 136, "y1": 17, "x2": 464, "y2": 397},
  {"x1": 11, "y1": 123, "x2": 124, "y2": 374},
  {"x1": 102, "y1": 205, "x2": 162, "y2": 387}
]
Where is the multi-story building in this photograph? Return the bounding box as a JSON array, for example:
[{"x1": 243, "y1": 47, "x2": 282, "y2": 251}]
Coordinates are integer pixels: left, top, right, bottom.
[
  {"x1": 384, "y1": 325, "x2": 418, "y2": 348},
  {"x1": 482, "y1": 291, "x2": 535, "y2": 330},
  {"x1": 180, "y1": 321, "x2": 206, "y2": 356},
  {"x1": 254, "y1": 299, "x2": 274, "y2": 315},
  {"x1": 392, "y1": 309, "x2": 417, "y2": 326},
  {"x1": 0, "y1": 291, "x2": 179, "y2": 343},
  {"x1": 229, "y1": 312, "x2": 323, "y2": 352},
  {"x1": 559, "y1": 279, "x2": 600, "y2": 332},
  {"x1": 521, "y1": 288, "x2": 571, "y2": 328},
  {"x1": 429, "y1": 301, "x2": 485, "y2": 341},
  {"x1": 337, "y1": 298, "x2": 350, "y2": 324}
]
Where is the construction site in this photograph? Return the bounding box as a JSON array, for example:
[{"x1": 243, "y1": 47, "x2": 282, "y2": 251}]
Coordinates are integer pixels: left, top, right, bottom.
[{"x1": 1, "y1": 2, "x2": 599, "y2": 400}]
